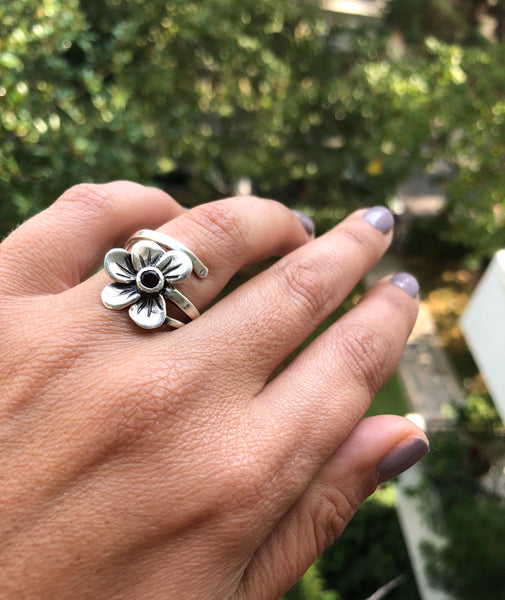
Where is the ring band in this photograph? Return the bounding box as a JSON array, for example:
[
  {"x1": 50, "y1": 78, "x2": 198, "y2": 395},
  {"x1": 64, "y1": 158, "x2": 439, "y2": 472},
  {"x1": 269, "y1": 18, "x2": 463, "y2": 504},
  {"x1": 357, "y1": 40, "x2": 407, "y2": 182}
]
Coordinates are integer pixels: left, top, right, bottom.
[
  {"x1": 101, "y1": 230, "x2": 208, "y2": 330},
  {"x1": 125, "y1": 230, "x2": 208, "y2": 278}
]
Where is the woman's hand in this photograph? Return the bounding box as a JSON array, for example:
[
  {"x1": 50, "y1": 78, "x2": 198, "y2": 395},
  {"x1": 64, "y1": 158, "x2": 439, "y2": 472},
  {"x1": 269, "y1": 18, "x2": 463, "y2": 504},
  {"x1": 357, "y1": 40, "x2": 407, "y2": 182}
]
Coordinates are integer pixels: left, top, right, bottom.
[{"x1": 0, "y1": 182, "x2": 427, "y2": 600}]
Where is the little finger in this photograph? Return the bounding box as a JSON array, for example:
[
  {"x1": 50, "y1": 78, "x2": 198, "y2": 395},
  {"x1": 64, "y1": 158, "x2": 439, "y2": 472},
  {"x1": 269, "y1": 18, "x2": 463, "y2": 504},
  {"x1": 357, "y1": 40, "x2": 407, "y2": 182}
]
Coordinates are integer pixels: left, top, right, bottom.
[{"x1": 235, "y1": 415, "x2": 428, "y2": 600}]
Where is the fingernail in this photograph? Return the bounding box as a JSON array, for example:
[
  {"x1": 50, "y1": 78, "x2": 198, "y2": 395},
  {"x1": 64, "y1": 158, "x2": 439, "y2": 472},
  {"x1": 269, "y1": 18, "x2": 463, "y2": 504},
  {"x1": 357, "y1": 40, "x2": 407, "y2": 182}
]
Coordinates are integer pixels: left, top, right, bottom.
[
  {"x1": 390, "y1": 272, "x2": 420, "y2": 298},
  {"x1": 292, "y1": 210, "x2": 315, "y2": 237},
  {"x1": 362, "y1": 206, "x2": 394, "y2": 234},
  {"x1": 377, "y1": 436, "x2": 429, "y2": 484}
]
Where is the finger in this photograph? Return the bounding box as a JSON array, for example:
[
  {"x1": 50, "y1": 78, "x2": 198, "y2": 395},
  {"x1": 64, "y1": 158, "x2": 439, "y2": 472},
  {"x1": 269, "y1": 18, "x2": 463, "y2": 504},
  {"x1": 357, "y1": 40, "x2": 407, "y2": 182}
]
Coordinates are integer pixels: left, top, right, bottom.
[
  {"x1": 254, "y1": 275, "x2": 420, "y2": 479},
  {"x1": 189, "y1": 207, "x2": 395, "y2": 387},
  {"x1": 79, "y1": 196, "x2": 313, "y2": 332},
  {"x1": 0, "y1": 182, "x2": 184, "y2": 294},
  {"x1": 236, "y1": 415, "x2": 428, "y2": 600},
  {"x1": 140, "y1": 196, "x2": 314, "y2": 309}
]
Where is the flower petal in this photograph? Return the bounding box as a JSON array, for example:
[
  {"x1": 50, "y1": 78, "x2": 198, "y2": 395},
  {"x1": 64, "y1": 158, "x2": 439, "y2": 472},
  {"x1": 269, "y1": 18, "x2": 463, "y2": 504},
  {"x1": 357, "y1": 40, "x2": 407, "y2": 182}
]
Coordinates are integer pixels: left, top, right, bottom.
[
  {"x1": 101, "y1": 283, "x2": 141, "y2": 309},
  {"x1": 130, "y1": 241, "x2": 165, "y2": 272},
  {"x1": 104, "y1": 249, "x2": 136, "y2": 283},
  {"x1": 129, "y1": 294, "x2": 166, "y2": 329},
  {"x1": 156, "y1": 250, "x2": 193, "y2": 283}
]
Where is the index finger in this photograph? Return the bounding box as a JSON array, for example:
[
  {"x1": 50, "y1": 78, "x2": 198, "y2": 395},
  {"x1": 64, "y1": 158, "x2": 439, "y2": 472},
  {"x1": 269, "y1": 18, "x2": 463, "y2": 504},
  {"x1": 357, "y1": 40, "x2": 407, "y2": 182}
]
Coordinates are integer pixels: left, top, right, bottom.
[{"x1": 0, "y1": 182, "x2": 184, "y2": 295}]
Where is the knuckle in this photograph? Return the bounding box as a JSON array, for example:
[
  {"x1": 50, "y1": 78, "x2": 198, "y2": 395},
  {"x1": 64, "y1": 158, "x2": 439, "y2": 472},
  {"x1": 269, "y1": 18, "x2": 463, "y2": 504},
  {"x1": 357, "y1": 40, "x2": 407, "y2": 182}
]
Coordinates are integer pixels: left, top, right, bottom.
[
  {"x1": 277, "y1": 254, "x2": 332, "y2": 316},
  {"x1": 188, "y1": 201, "x2": 251, "y2": 259},
  {"x1": 313, "y1": 486, "x2": 358, "y2": 553},
  {"x1": 239, "y1": 195, "x2": 287, "y2": 220},
  {"x1": 339, "y1": 221, "x2": 375, "y2": 253},
  {"x1": 386, "y1": 287, "x2": 416, "y2": 321},
  {"x1": 339, "y1": 324, "x2": 390, "y2": 396},
  {"x1": 56, "y1": 183, "x2": 117, "y2": 215}
]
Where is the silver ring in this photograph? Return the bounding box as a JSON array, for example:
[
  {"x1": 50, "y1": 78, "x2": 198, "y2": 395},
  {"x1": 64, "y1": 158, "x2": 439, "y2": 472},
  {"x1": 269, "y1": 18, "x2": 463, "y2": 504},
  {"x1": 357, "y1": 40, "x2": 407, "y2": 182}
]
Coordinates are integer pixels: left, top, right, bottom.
[{"x1": 101, "y1": 230, "x2": 208, "y2": 329}]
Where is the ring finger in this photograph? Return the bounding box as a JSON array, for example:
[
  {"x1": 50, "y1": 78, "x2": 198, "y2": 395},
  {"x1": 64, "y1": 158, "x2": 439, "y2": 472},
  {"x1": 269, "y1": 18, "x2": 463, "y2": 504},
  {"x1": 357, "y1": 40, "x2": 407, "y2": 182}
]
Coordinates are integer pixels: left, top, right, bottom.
[{"x1": 77, "y1": 196, "x2": 314, "y2": 332}]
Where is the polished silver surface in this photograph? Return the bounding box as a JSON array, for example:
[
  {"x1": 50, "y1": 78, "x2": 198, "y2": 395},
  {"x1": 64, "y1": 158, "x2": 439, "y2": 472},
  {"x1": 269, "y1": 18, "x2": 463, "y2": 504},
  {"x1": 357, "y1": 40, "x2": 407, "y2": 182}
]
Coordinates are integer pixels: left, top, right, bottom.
[
  {"x1": 164, "y1": 287, "x2": 200, "y2": 321},
  {"x1": 102, "y1": 236, "x2": 204, "y2": 329},
  {"x1": 126, "y1": 230, "x2": 209, "y2": 278}
]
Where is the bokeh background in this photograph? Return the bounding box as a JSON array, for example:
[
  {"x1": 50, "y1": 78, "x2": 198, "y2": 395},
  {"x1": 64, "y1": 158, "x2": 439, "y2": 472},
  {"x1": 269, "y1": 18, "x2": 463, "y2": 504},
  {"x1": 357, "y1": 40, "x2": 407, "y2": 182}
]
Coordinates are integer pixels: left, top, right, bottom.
[{"x1": 2, "y1": 1, "x2": 505, "y2": 598}]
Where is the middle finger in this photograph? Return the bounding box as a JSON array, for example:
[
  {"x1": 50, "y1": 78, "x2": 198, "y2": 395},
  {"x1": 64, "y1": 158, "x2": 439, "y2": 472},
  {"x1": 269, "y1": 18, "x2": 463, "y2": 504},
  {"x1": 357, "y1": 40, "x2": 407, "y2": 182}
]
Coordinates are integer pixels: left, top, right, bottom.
[
  {"x1": 74, "y1": 196, "x2": 313, "y2": 334},
  {"x1": 191, "y1": 206, "x2": 394, "y2": 387}
]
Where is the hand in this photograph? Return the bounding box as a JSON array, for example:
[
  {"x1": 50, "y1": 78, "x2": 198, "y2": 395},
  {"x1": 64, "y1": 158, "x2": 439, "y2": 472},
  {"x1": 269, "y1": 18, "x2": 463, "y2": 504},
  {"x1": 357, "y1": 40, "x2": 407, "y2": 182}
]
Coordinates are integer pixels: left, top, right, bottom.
[{"x1": 0, "y1": 182, "x2": 428, "y2": 600}]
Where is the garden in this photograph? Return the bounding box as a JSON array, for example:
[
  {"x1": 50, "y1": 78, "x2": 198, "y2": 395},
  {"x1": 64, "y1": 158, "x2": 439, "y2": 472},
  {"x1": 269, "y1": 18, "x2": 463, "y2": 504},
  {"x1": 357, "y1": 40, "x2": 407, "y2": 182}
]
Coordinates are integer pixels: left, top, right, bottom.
[{"x1": 2, "y1": 0, "x2": 505, "y2": 597}]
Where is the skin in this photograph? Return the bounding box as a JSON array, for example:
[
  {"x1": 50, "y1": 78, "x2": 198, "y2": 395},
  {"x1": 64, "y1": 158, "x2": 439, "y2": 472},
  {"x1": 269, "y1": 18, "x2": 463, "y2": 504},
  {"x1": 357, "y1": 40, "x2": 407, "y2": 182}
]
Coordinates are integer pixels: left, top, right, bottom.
[{"x1": 0, "y1": 182, "x2": 427, "y2": 600}]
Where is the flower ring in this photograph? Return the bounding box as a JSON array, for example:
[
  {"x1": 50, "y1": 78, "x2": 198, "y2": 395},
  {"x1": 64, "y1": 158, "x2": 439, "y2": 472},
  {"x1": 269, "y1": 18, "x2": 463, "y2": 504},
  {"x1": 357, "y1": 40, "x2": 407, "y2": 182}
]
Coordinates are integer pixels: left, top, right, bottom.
[{"x1": 101, "y1": 239, "x2": 201, "y2": 329}]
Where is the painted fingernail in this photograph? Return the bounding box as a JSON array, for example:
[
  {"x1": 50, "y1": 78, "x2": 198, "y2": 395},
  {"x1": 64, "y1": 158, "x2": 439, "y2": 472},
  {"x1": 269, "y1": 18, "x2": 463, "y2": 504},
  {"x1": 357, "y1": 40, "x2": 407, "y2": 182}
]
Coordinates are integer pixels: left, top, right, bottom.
[
  {"x1": 377, "y1": 436, "x2": 429, "y2": 484},
  {"x1": 362, "y1": 206, "x2": 394, "y2": 234},
  {"x1": 292, "y1": 210, "x2": 315, "y2": 237},
  {"x1": 391, "y1": 272, "x2": 420, "y2": 298}
]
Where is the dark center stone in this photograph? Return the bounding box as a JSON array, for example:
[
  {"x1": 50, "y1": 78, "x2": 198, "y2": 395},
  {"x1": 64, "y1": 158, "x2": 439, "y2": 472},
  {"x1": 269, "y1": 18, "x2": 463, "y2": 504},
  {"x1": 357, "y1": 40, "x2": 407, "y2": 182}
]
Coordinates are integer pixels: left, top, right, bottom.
[{"x1": 139, "y1": 269, "x2": 161, "y2": 291}]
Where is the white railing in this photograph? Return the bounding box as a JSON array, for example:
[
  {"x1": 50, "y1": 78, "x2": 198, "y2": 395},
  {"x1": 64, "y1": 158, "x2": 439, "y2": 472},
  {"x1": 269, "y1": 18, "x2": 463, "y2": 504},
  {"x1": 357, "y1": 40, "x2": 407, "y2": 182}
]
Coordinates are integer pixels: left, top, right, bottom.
[
  {"x1": 320, "y1": 0, "x2": 384, "y2": 17},
  {"x1": 460, "y1": 250, "x2": 505, "y2": 423}
]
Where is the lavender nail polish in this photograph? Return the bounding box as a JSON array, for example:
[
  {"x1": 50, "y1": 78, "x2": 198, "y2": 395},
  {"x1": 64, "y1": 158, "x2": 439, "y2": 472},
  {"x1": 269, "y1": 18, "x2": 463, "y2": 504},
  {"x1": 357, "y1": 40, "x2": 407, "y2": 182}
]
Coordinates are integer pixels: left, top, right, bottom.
[
  {"x1": 362, "y1": 206, "x2": 394, "y2": 234},
  {"x1": 391, "y1": 272, "x2": 420, "y2": 298},
  {"x1": 377, "y1": 436, "x2": 429, "y2": 484},
  {"x1": 293, "y1": 210, "x2": 315, "y2": 237}
]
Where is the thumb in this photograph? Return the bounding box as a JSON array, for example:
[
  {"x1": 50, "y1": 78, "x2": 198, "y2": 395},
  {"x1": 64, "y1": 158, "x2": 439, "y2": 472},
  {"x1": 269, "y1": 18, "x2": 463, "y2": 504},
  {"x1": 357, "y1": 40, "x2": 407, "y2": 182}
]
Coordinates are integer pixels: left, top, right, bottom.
[{"x1": 236, "y1": 415, "x2": 428, "y2": 600}]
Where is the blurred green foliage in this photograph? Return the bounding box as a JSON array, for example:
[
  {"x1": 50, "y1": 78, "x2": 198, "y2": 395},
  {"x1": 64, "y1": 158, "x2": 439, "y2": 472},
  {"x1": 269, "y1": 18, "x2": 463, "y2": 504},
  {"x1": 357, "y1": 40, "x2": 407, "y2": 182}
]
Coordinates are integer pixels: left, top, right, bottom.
[
  {"x1": 417, "y1": 39, "x2": 505, "y2": 261},
  {"x1": 2, "y1": 0, "x2": 505, "y2": 258},
  {"x1": 283, "y1": 561, "x2": 339, "y2": 600},
  {"x1": 420, "y1": 399, "x2": 505, "y2": 599},
  {"x1": 0, "y1": 0, "x2": 384, "y2": 230},
  {"x1": 456, "y1": 392, "x2": 503, "y2": 437},
  {"x1": 424, "y1": 491, "x2": 505, "y2": 599},
  {"x1": 387, "y1": 0, "x2": 505, "y2": 44}
]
